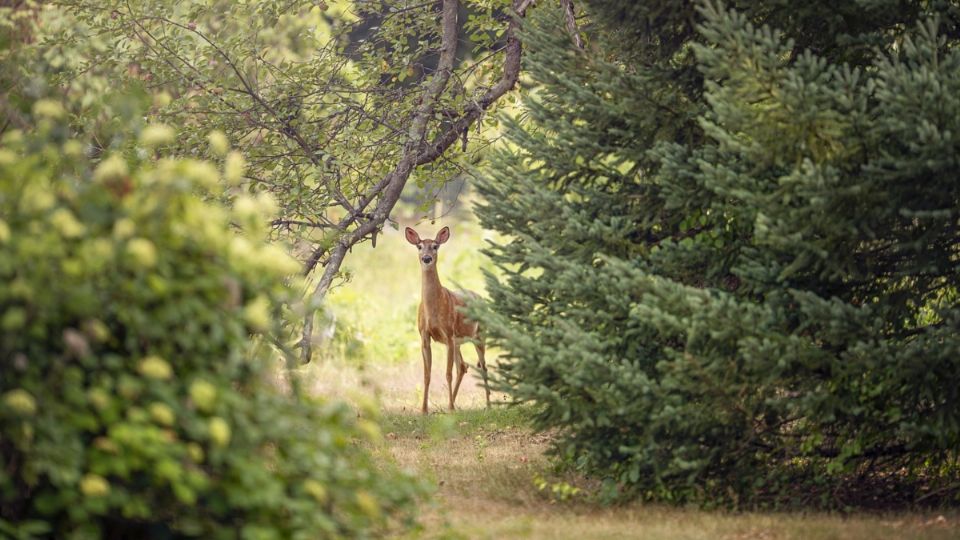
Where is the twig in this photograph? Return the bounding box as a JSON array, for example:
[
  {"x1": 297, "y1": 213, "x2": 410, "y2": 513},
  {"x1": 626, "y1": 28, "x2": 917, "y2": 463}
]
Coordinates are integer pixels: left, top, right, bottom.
[{"x1": 560, "y1": 0, "x2": 584, "y2": 49}]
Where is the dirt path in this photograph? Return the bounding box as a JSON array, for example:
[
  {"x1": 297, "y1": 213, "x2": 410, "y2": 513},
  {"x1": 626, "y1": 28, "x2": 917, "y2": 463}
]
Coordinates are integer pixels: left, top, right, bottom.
[
  {"x1": 302, "y1": 357, "x2": 506, "y2": 413},
  {"x1": 297, "y1": 361, "x2": 959, "y2": 539}
]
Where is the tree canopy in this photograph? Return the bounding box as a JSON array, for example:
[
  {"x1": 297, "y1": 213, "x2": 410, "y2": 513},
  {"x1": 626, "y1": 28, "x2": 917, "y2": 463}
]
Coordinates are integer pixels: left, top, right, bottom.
[{"x1": 48, "y1": 0, "x2": 535, "y2": 361}]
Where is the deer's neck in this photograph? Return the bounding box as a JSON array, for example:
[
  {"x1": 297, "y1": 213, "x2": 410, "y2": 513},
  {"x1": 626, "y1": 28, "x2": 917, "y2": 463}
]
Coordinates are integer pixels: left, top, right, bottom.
[{"x1": 421, "y1": 265, "x2": 446, "y2": 311}]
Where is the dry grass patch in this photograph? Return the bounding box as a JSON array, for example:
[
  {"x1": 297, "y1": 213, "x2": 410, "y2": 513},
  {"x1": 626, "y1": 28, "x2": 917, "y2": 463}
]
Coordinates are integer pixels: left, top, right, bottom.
[{"x1": 375, "y1": 407, "x2": 960, "y2": 540}]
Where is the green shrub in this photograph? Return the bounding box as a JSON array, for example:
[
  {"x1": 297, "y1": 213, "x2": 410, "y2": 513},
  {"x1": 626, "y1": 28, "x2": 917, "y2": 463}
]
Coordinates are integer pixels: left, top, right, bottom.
[{"x1": 0, "y1": 21, "x2": 421, "y2": 538}]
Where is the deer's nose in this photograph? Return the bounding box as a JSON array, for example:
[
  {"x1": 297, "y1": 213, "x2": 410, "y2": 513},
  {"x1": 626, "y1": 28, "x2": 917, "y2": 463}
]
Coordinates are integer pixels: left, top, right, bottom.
[{"x1": 421, "y1": 256, "x2": 433, "y2": 264}]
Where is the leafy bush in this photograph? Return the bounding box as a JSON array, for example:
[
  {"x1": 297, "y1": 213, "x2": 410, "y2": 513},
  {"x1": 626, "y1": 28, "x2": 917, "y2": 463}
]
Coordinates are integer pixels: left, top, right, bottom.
[
  {"x1": 474, "y1": 1, "x2": 960, "y2": 507},
  {"x1": 0, "y1": 8, "x2": 421, "y2": 538}
]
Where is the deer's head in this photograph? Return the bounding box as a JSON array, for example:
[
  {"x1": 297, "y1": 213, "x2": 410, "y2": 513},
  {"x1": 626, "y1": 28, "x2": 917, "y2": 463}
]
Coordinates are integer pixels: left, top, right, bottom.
[{"x1": 405, "y1": 226, "x2": 449, "y2": 269}]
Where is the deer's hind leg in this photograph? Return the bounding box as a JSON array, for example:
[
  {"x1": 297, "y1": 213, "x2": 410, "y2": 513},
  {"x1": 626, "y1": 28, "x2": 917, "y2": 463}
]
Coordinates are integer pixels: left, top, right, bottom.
[
  {"x1": 452, "y1": 346, "x2": 468, "y2": 406},
  {"x1": 475, "y1": 338, "x2": 490, "y2": 408}
]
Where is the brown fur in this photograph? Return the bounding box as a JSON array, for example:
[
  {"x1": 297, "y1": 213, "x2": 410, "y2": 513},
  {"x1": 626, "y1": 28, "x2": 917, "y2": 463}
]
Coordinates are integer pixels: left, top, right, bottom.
[{"x1": 406, "y1": 226, "x2": 490, "y2": 413}]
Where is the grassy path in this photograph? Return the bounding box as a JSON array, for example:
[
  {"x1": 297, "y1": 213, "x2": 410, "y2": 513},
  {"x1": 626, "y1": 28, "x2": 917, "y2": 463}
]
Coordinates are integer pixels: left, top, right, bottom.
[{"x1": 373, "y1": 407, "x2": 959, "y2": 540}]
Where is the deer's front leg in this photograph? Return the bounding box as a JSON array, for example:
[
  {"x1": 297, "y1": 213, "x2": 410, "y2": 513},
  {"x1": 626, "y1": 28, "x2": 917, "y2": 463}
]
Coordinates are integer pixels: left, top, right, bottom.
[
  {"x1": 445, "y1": 339, "x2": 456, "y2": 410},
  {"x1": 421, "y1": 333, "x2": 432, "y2": 415}
]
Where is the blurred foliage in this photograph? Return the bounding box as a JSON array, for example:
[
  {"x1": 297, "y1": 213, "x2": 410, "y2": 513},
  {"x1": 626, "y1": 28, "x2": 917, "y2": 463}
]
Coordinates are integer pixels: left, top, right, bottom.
[
  {"x1": 474, "y1": 0, "x2": 960, "y2": 508},
  {"x1": 0, "y1": 4, "x2": 422, "y2": 538}
]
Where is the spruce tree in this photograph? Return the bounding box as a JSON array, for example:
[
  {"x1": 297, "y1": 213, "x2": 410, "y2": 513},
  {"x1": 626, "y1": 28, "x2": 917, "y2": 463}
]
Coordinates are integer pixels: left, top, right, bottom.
[{"x1": 474, "y1": 0, "x2": 960, "y2": 506}]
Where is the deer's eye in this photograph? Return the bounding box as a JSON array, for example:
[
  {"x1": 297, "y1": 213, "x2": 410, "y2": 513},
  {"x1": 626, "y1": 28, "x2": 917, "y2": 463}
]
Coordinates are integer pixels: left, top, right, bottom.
[
  {"x1": 417, "y1": 244, "x2": 422, "y2": 250},
  {"x1": 432, "y1": 245, "x2": 438, "y2": 251}
]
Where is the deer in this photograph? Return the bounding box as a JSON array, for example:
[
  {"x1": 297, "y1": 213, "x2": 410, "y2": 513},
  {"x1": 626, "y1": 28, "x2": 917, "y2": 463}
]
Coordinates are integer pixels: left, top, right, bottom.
[{"x1": 405, "y1": 226, "x2": 490, "y2": 414}]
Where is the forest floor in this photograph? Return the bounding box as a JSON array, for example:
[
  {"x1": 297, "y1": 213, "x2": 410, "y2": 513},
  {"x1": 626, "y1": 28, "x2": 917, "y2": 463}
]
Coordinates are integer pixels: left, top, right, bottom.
[{"x1": 303, "y1": 360, "x2": 960, "y2": 540}]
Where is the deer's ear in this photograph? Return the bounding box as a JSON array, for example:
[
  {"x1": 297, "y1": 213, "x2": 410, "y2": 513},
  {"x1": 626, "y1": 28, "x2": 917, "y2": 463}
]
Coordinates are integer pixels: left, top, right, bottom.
[
  {"x1": 404, "y1": 227, "x2": 421, "y2": 245},
  {"x1": 435, "y1": 226, "x2": 450, "y2": 244}
]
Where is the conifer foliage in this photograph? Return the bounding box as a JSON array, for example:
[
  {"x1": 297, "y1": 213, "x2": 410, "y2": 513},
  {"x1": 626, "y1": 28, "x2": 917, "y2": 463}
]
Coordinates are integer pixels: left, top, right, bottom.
[{"x1": 474, "y1": 0, "x2": 960, "y2": 506}]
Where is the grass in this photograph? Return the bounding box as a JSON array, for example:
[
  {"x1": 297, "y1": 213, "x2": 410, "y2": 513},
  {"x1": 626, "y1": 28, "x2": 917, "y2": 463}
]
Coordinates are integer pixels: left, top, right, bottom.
[
  {"x1": 379, "y1": 404, "x2": 534, "y2": 438},
  {"x1": 369, "y1": 407, "x2": 960, "y2": 540}
]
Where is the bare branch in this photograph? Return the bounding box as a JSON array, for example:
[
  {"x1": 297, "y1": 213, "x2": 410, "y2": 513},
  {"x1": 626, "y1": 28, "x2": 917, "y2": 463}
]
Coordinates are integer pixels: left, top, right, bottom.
[
  {"x1": 299, "y1": 242, "x2": 349, "y2": 360},
  {"x1": 560, "y1": 0, "x2": 584, "y2": 49},
  {"x1": 0, "y1": 94, "x2": 30, "y2": 132},
  {"x1": 414, "y1": 7, "x2": 526, "y2": 165},
  {"x1": 271, "y1": 218, "x2": 333, "y2": 230}
]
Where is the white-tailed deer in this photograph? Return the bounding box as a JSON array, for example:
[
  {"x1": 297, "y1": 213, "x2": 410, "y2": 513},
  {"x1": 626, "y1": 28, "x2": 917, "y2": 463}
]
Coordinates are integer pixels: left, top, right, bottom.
[{"x1": 405, "y1": 226, "x2": 490, "y2": 414}]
